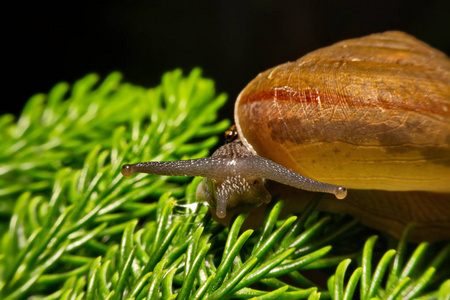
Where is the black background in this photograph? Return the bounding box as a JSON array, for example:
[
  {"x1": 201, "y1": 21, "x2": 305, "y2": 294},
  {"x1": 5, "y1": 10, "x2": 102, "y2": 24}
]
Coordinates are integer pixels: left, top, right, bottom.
[{"x1": 5, "y1": 0, "x2": 450, "y2": 119}]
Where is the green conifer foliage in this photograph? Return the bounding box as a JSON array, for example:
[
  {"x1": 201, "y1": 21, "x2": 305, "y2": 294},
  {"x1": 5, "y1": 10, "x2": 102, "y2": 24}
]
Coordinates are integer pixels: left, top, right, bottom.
[{"x1": 0, "y1": 70, "x2": 448, "y2": 299}]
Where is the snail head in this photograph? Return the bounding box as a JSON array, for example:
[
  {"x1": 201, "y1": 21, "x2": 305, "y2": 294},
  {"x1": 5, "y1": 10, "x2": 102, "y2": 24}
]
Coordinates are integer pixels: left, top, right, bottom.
[{"x1": 121, "y1": 138, "x2": 347, "y2": 218}]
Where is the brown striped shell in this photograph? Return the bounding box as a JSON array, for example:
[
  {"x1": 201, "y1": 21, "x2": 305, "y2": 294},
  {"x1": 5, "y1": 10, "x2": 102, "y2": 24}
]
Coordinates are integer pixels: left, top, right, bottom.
[{"x1": 235, "y1": 31, "x2": 450, "y2": 241}]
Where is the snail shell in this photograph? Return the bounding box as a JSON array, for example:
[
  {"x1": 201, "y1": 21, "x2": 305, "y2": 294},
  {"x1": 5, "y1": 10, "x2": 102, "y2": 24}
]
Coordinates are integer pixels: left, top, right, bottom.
[
  {"x1": 122, "y1": 31, "x2": 450, "y2": 242},
  {"x1": 235, "y1": 31, "x2": 450, "y2": 241}
]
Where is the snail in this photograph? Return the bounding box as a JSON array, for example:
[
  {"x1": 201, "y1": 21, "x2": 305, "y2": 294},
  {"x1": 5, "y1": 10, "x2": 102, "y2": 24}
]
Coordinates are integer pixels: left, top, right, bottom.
[{"x1": 122, "y1": 31, "x2": 450, "y2": 242}]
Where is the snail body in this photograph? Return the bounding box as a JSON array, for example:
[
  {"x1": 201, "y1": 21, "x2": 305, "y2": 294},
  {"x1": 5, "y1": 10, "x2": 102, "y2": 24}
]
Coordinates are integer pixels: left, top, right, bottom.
[{"x1": 122, "y1": 31, "x2": 450, "y2": 241}]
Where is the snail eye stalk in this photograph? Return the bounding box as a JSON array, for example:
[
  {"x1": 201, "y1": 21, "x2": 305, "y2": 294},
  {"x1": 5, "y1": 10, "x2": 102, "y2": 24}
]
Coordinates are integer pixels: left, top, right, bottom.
[{"x1": 121, "y1": 151, "x2": 347, "y2": 218}]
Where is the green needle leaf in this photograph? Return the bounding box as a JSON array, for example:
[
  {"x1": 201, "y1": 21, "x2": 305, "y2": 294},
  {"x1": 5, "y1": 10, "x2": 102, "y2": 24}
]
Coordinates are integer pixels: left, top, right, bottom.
[
  {"x1": 207, "y1": 258, "x2": 259, "y2": 300},
  {"x1": 85, "y1": 257, "x2": 101, "y2": 300},
  {"x1": 334, "y1": 258, "x2": 352, "y2": 300},
  {"x1": 343, "y1": 267, "x2": 362, "y2": 300},
  {"x1": 361, "y1": 235, "x2": 378, "y2": 299},
  {"x1": 211, "y1": 229, "x2": 253, "y2": 291},
  {"x1": 113, "y1": 246, "x2": 136, "y2": 300},
  {"x1": 178, "y1": 243, "x2": 211, "y2": 300},
  {"x1": 366, "y1": 249, "x2": 396, "y2": 299}
]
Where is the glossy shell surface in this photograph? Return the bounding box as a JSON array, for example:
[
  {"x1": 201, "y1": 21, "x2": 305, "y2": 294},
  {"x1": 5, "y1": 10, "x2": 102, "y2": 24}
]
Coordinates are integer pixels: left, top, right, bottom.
[{"x1": 235, "y1": 31, "x2": 450, "y2": 193}]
